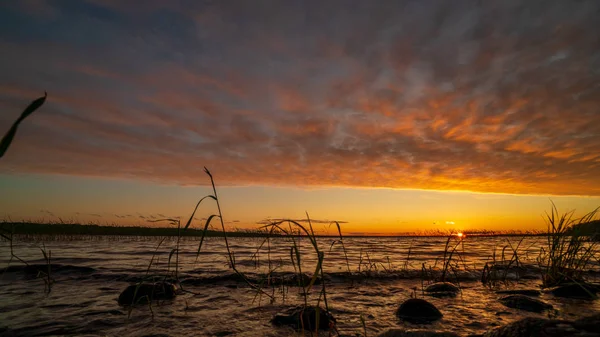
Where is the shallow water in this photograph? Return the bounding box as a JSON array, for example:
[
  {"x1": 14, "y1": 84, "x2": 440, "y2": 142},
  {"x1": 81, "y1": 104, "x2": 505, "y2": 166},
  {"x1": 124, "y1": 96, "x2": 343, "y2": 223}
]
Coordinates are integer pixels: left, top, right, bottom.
[{"x1": 1, "y1": 236, "x2": 599, "y2": 336}]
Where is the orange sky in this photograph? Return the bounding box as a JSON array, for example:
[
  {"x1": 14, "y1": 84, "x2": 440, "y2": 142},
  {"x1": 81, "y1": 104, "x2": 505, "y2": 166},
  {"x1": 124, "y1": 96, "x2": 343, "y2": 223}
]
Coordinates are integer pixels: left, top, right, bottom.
[{"x1": 1, "y1": 174, "x2": 599, "y2": 235}]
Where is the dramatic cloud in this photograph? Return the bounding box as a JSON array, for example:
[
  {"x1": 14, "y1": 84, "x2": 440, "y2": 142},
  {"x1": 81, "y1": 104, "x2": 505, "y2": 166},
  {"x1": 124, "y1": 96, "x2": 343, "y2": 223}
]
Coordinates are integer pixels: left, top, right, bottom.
[{"x1": 1, "y1": 0, "x2": 599, "y2": 195}]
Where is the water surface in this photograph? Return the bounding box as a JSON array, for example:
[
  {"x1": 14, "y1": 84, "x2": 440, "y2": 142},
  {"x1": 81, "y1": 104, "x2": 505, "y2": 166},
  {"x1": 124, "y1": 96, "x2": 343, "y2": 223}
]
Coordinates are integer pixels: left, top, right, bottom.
[{"x1": 1, "y1": 236, "x2": 599, "y2": 336}]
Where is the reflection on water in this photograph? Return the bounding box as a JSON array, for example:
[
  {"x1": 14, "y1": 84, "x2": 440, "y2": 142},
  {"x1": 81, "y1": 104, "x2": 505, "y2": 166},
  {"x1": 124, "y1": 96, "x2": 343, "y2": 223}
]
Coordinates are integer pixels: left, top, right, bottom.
[{"x1": 0, "y1": 236, "x2": 598, "y2": 336}]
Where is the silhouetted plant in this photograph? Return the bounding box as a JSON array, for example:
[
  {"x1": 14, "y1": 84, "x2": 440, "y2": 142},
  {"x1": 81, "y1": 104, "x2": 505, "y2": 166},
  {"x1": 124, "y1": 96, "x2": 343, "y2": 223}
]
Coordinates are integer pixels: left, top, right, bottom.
[
  {"x1": 537, "y1": 202, "x2": 599, "y2": 288},
  {"x1": 0, "y1": 92, "x2": 47, "y2": 159}
]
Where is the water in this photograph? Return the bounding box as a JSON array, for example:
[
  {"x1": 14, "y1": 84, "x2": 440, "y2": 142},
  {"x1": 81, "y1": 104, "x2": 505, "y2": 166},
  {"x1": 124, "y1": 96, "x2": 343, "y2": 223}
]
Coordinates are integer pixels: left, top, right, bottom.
[{"x1": 1, "y1": 236, "x2": 599, "y2": 336}]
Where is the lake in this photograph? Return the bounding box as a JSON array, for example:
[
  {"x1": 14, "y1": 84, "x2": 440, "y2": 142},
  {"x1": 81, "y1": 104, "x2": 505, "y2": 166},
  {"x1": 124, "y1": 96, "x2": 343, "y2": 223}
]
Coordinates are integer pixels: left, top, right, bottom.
[{"x1": 1, "y1": 235, "x2": 599, "y2": 336}]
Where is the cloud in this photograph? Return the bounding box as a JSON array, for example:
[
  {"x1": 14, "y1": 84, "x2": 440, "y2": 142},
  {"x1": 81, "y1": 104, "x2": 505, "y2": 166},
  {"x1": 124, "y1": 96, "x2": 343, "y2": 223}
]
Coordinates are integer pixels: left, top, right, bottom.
[{"x1": 0, "y1": 0, "x2": 599, "y2": 196}]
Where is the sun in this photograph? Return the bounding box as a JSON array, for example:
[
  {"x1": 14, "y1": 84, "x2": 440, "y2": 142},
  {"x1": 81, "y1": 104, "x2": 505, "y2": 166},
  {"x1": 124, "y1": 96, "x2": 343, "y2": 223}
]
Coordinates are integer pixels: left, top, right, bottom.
[{"x1": 456, "y1": 232, "x2": 464, "y2": 239}]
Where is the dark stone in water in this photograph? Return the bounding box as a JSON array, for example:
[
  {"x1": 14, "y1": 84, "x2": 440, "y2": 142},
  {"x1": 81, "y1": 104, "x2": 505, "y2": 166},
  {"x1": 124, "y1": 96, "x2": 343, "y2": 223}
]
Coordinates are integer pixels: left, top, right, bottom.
[
  {"x1": 495, "y1": 289, "x2": 540, "y2": 297},
  {"x1": 424, "y1": 282, "x2": 460, "y2": 297},
  {"x1": 396, "y1": 298, "x2": 442, "y2": 324},
  {"x1": 499, "y1": 295, "x2": 552, "y2": 313},
  {"x1": 272, "y1": 305, "x2": 335, "y2": 331},
  {"x1": 548, "y1": 283, "x2": 599, "y2": 299},
  {"x1": 572, "y1": 313, "x2": 600, "y2": 333},
  {"x1": 483, "y1": 317, "x2": 582, "y2": 337},
  {"x1": 117, "y1": 282, "x2": 177, "y2": 306},
  {"x1": 377, "y1": 329, "x2": 459, "y2": 337}
]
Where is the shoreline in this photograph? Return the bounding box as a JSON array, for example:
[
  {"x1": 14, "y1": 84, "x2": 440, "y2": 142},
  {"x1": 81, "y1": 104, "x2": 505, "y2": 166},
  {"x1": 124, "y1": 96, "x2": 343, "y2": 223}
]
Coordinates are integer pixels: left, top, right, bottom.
[{"x1": 1, "y1": 221, "x2": 551, "y2": 238}]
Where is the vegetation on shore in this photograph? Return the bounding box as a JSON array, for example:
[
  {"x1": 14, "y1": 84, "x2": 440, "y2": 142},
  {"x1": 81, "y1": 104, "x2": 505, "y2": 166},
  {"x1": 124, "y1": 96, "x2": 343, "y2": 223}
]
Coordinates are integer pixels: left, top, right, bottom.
[
  {"x1": 538, "y1": 203, "x2": 599, "y2": 288},
  {"x1": 0, "y1": 222, "x2": 275, "y2": 238},
  {"x1": 3, "y1": 221, "x2": 600, "y2": 238},
  {"x1": 570, "y1": 219, "x2": 600, "y2": 238}
]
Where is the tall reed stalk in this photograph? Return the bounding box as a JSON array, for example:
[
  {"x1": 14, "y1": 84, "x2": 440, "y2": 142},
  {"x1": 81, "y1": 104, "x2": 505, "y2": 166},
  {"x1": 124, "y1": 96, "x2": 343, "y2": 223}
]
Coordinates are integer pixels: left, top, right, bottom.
[{"x1": 538, "y1": 202, "x2": 599, "y2": 287}]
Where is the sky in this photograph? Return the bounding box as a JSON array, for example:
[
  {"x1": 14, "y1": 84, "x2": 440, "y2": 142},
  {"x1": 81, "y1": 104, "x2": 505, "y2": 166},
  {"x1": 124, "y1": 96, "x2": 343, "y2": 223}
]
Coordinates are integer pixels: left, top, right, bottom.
[{"x1": 0, "y1": 1, "x2": 599, "y2": 234}]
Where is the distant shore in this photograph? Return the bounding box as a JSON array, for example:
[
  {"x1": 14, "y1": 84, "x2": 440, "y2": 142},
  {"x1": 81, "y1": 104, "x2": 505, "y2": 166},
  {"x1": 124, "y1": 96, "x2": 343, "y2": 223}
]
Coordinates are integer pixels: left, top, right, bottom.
[{"x1": 0, "y1": 221, "x2": 557, "y2": 238}]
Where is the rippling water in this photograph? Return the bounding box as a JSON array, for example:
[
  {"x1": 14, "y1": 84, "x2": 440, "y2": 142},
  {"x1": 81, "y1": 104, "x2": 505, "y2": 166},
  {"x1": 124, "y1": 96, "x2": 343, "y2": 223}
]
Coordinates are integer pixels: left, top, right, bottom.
[{"x1": 1, "y1": 236, "x2": 599, "y2": 336}]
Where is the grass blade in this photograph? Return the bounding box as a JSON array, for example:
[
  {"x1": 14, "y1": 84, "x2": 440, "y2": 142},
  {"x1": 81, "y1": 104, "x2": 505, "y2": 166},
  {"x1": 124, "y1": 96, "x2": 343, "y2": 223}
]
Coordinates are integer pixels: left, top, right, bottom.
[
  {"x1": 195, "y1": 214, "x2": 220, "y2": 259},
  {"x1": 1, "y1": 92, "x2": 47, "y2": 159},
  {"x1": 184, "y1": 195, "x2": 217, "y2": 230}
]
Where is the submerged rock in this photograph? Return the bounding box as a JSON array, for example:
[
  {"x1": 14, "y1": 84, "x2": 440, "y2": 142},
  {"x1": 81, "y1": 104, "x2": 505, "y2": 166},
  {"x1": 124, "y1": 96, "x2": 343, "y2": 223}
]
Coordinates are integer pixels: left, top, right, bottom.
[
  {"x1": 547, "y1": 283, "x2": 599, "y2": 299},
  {"x1": 396, "y1": 298, "x2": 443, "y2": 324},
  {"x1": 483, "y1": 317, "x2": 579, "y2": 337},
  {"x1": 272, "y1": 305, "x2": 335, "y2": 331},
  {"x1": 495, "y1": 289, "x2": 540, "y2": 297},
  {"x1": 377, "y1": 329, "x2": 459, "y2": 337},
  {"x1": 499, "y1": 295, "x2": 553, "y2": 313},
  {"x1": 424, "y1": 282, "x2": 460, "y2": 297},
  {"x1": 573, "y1": 313, "x2": 600, "y2": 333},
  {"x1": 117, "y1": 282, "x2": 177, "y2": 306}
]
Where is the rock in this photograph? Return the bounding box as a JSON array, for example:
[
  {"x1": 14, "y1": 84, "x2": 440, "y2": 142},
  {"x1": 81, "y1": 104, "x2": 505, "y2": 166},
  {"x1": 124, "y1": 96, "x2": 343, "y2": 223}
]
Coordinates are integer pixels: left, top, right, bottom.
[
  {"x1": 548, "y1": 283, "x2": 599, "y2": 299},
  {"x1": 396, "y1": 298, "x2": 442, "y2": 324},
  {"x1": 483, "y1": 317, "x2": 578, "y2": 337},
  {"x1": 117, "y1": 282, "x2": 177, "y2": 306},
  {"x1": 271, "y1": 305, "x2": 335, "y2": 331},
  {"x1": 499, "y1": 295, "x2": 553, "y2": 313},
  {"x1": 495, "y1": 289, "x2": 540, "y2": 297},
  {"x1": 377, "y1": 329, "x2": 459, "y2": 337},
  {"x1": 424, "y1": 282, "x2": 460, "y2": 297},
  {"x1": 573, "y1": 313, "x2": 600, "y2": 333}
]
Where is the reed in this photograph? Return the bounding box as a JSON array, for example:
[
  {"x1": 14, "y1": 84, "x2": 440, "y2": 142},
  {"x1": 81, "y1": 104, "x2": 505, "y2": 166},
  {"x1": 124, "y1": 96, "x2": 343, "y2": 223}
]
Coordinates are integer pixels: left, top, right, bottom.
[
  {"x1": 537, "y1": 202, "x2": 599, "y2": 288},
  {"x1": 481, "y1": 237, "x2": 525, "y2": 287},
  {"x1": 259, "y1": 216, "x2": 337, "y2": 334},
  {"x1": 360, "y1": 314, "x2": 367, "y2": 337},
  {"x1": 0, "y1": 223, "x2": 55, "y2": 293},
  {"x1": 125, "y1": 236, "x2": 167, "y2": 318},
  {"x1": 434, "y1": 236, "x2": 464, "y2": 284},
  {"x1": 329, "y1": 221, "x2": 351, "y2": 275},
  {"x1": 191, "y1": 167, "x2": 276, "y2": 300},
  {"x1": 0, "y1": 92, "x2": 46, "y2": 159},
  {"x1": 0, "y1": 94, "x2": 54, "y2": 293}
]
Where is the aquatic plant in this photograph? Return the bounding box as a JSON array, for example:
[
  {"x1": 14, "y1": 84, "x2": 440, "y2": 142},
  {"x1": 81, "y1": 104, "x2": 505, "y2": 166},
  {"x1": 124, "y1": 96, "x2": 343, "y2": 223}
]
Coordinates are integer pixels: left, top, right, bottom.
[
  {"x1": 481, "y1": 237, "x2": 525, "y2": 288},
  {"x1": 360, "y1": 314, "x2": 368, "y2": 337},
  {"x1": 125, "y1": 236, "x2": 167, "y2": 318},
  {"x1": 0, "y1": 94, "x2": 54, "y2": 293},
  {"x1": 38, "y1": 244, "x2": 53, "y2": 293},
  {"x1": 191, "y1": 167, "x2": 277, "y2": 300},
  {"x1": 537, "y1": 203, "x2": 600, "y2": 288},
  {"x1": 402, "y1": 241, "x2": 413, "y2": 272},
  {"x1": 259, "y1": 215, "x2": 338, "y2": 334},
  {"x1": 421, "y1": 236, "x2": 466, "y2": 285},
  {"x1": 0, "y1": 223, "x2": 55, "y2": 294},
  {"x1": 0, "y1": 92, "x2": 46, "y2": 159},
  {"x1": 329, "y1": 221, "x2": 351, "y2": 275}
]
